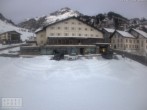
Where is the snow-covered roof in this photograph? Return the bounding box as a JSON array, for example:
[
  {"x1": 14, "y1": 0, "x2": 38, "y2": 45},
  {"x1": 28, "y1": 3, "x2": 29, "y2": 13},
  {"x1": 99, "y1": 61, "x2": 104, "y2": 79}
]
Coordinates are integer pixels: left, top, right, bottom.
[
  {"x1": 0, "y1": 30, "x2": 21, "y2": 35},
  {"x1": 35, "y1": 17, "x2": 76, "y2": 33},
  {"x1": 103, "y1": 28, "x2": 115, "y2": 33},
  {"x1": 116, "y1": 30, "x2": 135, "y2": 38},
  {"x1": 35, "y1": 17, "x2": 102, "y2": 33},
  {"x1": 132, "y1": 28, "x2": 147, "y2": 38},
  {"x1": 35, "y1": 27, "x2": 44, "y2": 33}
]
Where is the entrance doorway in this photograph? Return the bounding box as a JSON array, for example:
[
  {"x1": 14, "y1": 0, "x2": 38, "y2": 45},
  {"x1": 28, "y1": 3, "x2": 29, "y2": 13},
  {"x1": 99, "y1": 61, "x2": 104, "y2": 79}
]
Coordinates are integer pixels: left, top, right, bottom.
[{"x1": 80, "y1": 48, "x2": 84, "y2": 55}]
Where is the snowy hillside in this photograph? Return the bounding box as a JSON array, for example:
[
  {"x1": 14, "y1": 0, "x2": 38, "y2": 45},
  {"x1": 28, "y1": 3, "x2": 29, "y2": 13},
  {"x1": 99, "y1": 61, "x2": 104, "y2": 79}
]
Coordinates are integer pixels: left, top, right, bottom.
[
  {"x1": 0, "y1": 19, "x2": 34, "y2": 41},
  {"x1": 18, "y1": 7, "x2": 81, "y2": 31},
  {"x1": 0, "y1": 55, "x2": 147, "y2": 110},
  {"x1": 45, "y1": 7, "x2": 81, "y2": 24}
]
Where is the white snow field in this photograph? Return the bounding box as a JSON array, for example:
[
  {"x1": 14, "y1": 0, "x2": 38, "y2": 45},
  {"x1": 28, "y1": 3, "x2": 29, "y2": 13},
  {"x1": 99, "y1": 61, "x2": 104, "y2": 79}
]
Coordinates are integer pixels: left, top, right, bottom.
[{"x1": 0, "y1": 56, "x2": 147, "y2": 110}]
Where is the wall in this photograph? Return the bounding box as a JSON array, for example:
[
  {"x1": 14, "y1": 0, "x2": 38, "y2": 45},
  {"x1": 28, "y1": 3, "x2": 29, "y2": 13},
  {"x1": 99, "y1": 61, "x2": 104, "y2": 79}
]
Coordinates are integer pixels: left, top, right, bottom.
[
  {"x1": 36, "y1": 30, "x2": 46, "y2": 46},
  {"x1": 46, "y1": 18, "x2": 103, "y2": 39}
]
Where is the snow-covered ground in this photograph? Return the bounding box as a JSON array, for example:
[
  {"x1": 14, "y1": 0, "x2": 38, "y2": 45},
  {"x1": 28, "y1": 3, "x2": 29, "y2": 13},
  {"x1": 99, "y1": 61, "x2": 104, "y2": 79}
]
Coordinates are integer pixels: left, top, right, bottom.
[
  {"x1": 0, "y1": 43, "x2": 22, "y2": 49},
  {"x1": 0, "y1": 47, "x2": 20, "y2": 54},
  {"x1": 0, "y1": 56, "x2": 147, "y2": 110}
]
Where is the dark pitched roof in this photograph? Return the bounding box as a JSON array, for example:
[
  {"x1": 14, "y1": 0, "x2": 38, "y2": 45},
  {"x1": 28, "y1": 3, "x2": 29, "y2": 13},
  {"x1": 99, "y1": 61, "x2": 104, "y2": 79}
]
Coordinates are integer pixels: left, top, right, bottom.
[
  {"x1": 0, "y1": 30, "x2": 21, "y2": 35},
  {"x1": 35, "y1": 17, "x2": 102, "y2": 34}
]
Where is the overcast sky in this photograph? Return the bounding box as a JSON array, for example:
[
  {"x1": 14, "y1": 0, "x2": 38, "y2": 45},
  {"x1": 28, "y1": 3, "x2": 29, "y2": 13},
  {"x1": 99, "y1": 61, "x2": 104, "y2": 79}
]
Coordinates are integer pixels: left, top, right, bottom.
[{"x1": 0, "y1": 0, "x2": 147, "y2": 23}]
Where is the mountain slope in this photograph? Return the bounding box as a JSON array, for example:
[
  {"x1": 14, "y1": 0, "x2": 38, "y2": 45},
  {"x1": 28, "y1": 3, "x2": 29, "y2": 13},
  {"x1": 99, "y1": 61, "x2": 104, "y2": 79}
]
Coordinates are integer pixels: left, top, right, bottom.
[
  {"x1": 0, "y1": 13, "x2": 16, "y2": 26},
  {"x1": 18, "y1": 7, "x2": 147, "y2": 31},
  {"x1": 18, "y1": 8, "x2": 130, "y2": 31},
  {"x1": 18, "y1": 7, "x2": 81, "y2": 31}
]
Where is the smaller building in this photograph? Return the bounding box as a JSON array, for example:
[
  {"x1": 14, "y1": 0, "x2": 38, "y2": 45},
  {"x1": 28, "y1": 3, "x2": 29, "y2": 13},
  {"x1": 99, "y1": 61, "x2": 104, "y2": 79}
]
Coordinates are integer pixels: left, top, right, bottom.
[
  {"x1": 110, "y1": 30, "x2": 137, "y2": 53},
  {"x1": 0, "y1": 31, "x2": 21, "y2": 44},
  {"x1": 102, "y1": 28, "x2": 115, "y2": 43},
  {"x1": 26, "y1": 36, "x2": 37, "y2": 46}
]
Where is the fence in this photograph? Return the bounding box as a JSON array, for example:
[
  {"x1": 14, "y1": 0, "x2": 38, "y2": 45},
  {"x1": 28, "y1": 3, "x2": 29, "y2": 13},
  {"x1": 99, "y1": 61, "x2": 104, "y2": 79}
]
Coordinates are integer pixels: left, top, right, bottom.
[{"x1": 113, "y1": 49, "x2": 147, "y2": 66}]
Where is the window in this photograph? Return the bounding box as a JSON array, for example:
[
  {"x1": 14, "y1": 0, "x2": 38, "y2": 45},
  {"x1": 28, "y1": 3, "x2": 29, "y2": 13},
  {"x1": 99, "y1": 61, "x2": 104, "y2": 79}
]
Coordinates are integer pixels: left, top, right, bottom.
[
  {"x1": 64, "y1": 33, "x2": 68, "y2": 36},
  {"x1": 141, "y1": 41, "x2": 143, "y2": 47},
  {"x1": 40, "y1": 34, "x2": 43, "y2": 37},
  {"x1": 91, "y1": 34, "x2": 93, "y2": 37},
  {"x1": 79, "y1": 28, "x2": 81, "y2": 30},
  {"x1": 64, "y1": 27, "x2": 68, "y2": 30},
  {"x1": 65, "y1": 22, "x2": 68, "y2": 24},
  {"x1": 96, "y1": 35, "x2": 98, "y2": 37},
  {"x1": 41, "y1": 41, "x2": 43, "y2": 44},
  {"x1": 72, "y1": 33, "x2": 75, "y2": 36},
  {"x1": 91, "y1": 29, "x2": 93, "y2": 31},
  {"x1": 58, "y1": 40, "x2": 61, "y2": 44},
  {"x1": 85, "y1": 34, "x2": 87, "y2": 36},
  {"x1": 79, "y1": 22, "x2": 81, "y2": 25},
  {"x1": 79, "y1": 34, "x2": 81, "y2": 36},
  {"x1": 137, "y1": 40, "x2": 139, "y2": 43},
  {"x1": 57, "y1": 27, "x2": 60, "y2": 29},
  {"x1": 69, "y1": 40, "x2": 72, "y2": 44},
  {"x1": 126, "y1": 39, "x2": 128, "y2": 43},
  {"x1": 51, "y1": 27, "x2": 54, "y2": 30},
  {"x1": 57, "y1": 33, "x2": 60, "y2": 36},
  {"x1": 129, "y1": 39, "x2": 132, "y2": 43},
  {"x1": 85, "y1": 28, "x2": 87, "y2": 30},
  {"x1": 146, "y1": 40, "x2": 147, "y2": 43},
  {"x1": 72, "y1": 22, "x2": 75, "y2": 24},
  {"x1": 50, "y1": 33, "x2": 54, "y2": 36},
  {"x1": 71, "y1": 27, "x2": 75, "y2": 30},
  {"x1": 121, "y1": 39, "x2": 123, "y2": 42},
  {"x1": 113, "y1": 40, "x2": 115, "y2": 43}
]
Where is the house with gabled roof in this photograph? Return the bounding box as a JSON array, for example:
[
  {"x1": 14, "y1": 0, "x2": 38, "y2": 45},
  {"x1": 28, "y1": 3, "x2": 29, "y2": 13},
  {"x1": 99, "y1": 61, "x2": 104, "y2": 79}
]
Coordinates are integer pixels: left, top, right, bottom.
[
  {"x1": 102, "y1": 28, "x2": 115, "y2": 43},
  {"x1": 110, "y1": 30, "x2": 138, "y2": 52},
  {"x1": 0, "y1": 30, "x2": 21, "y2": 44}
]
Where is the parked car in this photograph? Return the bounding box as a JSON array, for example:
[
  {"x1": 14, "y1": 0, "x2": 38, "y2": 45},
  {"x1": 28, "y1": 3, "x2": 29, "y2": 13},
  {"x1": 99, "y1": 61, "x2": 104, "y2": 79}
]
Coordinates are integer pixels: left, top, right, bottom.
[
  {"x1": 67, "y1": 53, "x2": 78, "y2": 60},
  {"x1": 52, "y1": 51, "x2": 65, "y2": 61}
]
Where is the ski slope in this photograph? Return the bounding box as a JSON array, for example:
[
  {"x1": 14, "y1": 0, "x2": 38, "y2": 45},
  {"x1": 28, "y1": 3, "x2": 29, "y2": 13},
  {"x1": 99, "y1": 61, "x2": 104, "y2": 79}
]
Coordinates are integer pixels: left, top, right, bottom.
[
  {"x1": 0, "y1": 20, "x2": 34, "y2": 41},
  {"x1": 0, "y1": 56, "x2": 147, "y2": 110}
]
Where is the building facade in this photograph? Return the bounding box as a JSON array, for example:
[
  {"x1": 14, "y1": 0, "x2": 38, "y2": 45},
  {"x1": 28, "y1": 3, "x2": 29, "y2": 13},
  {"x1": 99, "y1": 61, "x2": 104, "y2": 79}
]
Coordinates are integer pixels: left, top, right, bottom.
[
  {"x1": 129, "y1": 29, "x2": 147, "y2": 56},
  {"x1": 34, "y1": 17, "x2": 105, "y2": 55},
  {"x1": 111, "y1": 30, "x2": 137, "y2": 52},
  {"x1": 0, "y1": 31, "x2": 21, "y2": 44},
  {"x1": 36, "y1": 17, "x2": 103, "y2": 45}
]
